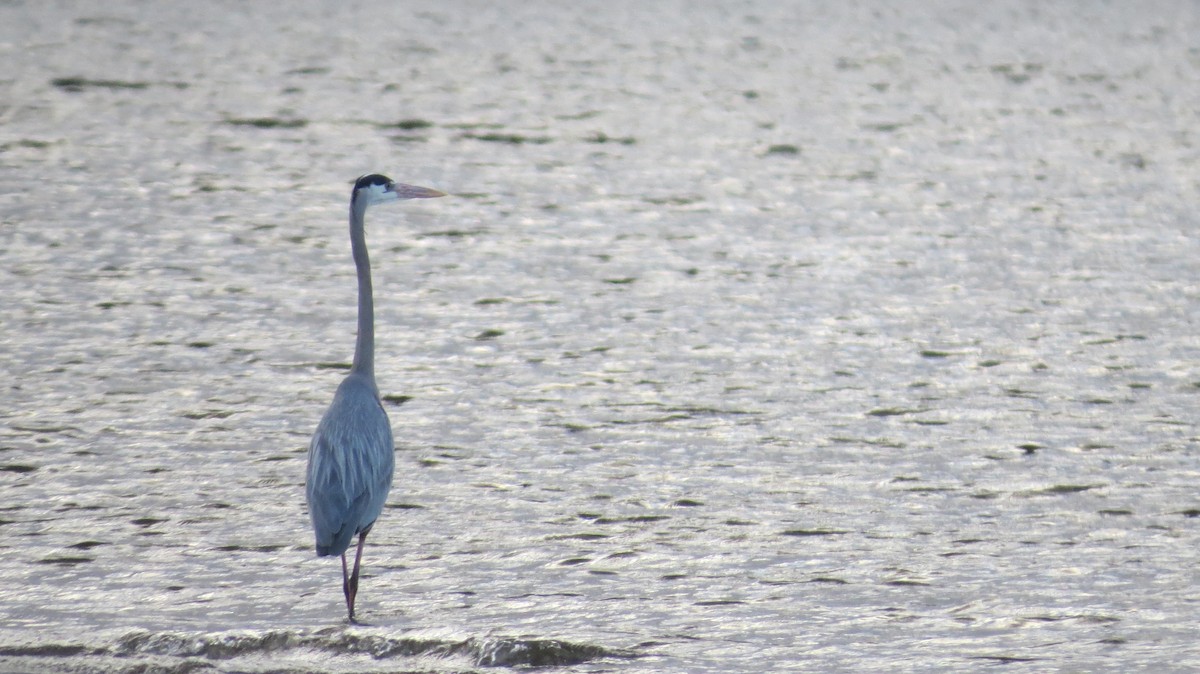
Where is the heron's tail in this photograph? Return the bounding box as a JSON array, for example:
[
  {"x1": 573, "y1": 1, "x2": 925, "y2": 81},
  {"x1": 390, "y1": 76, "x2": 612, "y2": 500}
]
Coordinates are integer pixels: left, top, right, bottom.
[{"x1": 314, "y1": 524, "x2": 355, "y2": 557}]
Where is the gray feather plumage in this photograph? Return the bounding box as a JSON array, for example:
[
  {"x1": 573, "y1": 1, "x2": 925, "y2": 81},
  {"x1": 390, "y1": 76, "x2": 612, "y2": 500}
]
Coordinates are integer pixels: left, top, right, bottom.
[{"x1": 306, "y1": 372, "x2": 394, "y2": 557}]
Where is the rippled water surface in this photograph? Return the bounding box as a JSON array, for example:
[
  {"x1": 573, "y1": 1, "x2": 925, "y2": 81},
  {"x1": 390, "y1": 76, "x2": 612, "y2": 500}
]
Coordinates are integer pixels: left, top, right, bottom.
[{"x1": 2, "y1": 1, "x2": 1199, "y2": 672}]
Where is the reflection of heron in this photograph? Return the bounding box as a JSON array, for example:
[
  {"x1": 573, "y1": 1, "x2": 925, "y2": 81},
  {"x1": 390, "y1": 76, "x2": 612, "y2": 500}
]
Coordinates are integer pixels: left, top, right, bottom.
[{"x1": 306, "y1": 174, "x2": 445, "y2": 622}]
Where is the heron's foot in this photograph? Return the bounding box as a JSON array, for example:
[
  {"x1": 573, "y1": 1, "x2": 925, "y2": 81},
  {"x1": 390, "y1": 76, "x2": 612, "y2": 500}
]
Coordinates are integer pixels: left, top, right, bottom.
[{"x1": 343, "y1": 578, "x2": 360, "y2": 622}]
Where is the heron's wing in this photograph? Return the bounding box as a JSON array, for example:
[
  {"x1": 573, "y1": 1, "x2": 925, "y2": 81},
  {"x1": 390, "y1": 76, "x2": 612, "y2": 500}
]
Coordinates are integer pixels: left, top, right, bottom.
[{"x1": 305, "y1": 381, "x2": 395, "y2": 556}]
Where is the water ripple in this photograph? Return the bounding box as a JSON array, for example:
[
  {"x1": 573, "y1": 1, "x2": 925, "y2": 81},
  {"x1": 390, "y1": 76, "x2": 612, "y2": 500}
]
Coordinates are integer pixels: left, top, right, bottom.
[{"x1": 0, "y1": 629, "x2": 632, "y2": 672}]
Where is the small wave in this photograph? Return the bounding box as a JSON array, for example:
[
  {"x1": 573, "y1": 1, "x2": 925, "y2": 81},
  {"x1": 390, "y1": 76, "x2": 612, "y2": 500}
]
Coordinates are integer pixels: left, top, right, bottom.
[{"x1": 107, "y1": 628, "x2": 629, "y2": 668}]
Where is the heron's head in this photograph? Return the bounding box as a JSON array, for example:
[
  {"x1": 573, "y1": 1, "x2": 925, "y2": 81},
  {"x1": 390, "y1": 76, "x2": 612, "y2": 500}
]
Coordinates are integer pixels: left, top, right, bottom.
[{"x1": 353, "y1": 173, "x2": 446, "y2": 207}]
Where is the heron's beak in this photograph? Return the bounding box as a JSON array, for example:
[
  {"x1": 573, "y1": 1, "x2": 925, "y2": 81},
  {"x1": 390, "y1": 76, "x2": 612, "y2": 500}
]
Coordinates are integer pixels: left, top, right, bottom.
[{"x1": 391, "y1": 183, "x2": 447, "y2": 199}]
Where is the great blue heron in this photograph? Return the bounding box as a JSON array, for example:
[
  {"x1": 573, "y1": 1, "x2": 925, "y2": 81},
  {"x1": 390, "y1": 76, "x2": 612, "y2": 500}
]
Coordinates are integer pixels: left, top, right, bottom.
[{"x1": 305, "y1": 174, "x2": 445, "y2": 622}]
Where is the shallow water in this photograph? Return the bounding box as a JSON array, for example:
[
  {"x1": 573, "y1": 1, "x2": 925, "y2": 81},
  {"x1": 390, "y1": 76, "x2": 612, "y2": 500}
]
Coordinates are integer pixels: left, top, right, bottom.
[{"x1": 2, "y1": 1, "x2": 1199, "y2": 672}]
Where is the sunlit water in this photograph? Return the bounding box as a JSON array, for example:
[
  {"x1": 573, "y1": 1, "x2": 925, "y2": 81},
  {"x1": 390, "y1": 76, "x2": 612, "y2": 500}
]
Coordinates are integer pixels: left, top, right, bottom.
[{"x1": 1, "y1": 1, "x2": 1198, "y2": 672}]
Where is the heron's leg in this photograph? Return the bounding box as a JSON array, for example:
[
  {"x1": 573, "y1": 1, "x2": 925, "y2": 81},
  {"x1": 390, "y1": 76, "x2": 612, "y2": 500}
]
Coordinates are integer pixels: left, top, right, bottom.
[
  {"x1": 347, "y1": 532, "x2": 368, "y2": 620},
  {"x1": 341, "y1": 552, "x2": 355, "y2": 621}
]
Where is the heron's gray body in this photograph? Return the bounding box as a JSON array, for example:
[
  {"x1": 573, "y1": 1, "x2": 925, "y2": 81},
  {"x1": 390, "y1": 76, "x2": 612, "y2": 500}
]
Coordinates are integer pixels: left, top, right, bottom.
[{"x1": 306, "y1": 371, "x2": 394, "y2": 557}]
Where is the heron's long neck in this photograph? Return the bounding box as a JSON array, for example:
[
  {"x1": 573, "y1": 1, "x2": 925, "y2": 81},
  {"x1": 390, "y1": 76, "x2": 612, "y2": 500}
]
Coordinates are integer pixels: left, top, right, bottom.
[{"x1": 349, "y1": 200, "x2": 375, "y2": 380}]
